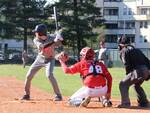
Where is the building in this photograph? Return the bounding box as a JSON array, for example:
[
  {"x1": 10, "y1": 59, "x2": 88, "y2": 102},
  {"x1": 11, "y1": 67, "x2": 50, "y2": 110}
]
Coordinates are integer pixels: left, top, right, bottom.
[
  {"x1": 0, "y1": 39, "x2": 34, "y2": 52},
  {"x1": 96, "y1": 0, "x2": 150, "y2": 49}
]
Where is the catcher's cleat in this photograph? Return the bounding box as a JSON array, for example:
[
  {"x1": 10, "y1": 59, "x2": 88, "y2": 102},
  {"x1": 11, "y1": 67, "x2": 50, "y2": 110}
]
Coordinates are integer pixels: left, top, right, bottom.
[
  {"x1": 117, "y1": 103, "x2": 130, "y2": 108},
  {"x1": 80, "y1": 96, "x2": 91, "y2": 107},
  {"x1": 102, "y1": 99, "x2": 112, "y2": 107},
  {"x1": 68, "y1": 99, "x2": 81, "y2": 107},
  {"x1": 21, "y1": 94, "x2": 30, "y2": 100},
  {"x1": 54, "y1": 94, "x2": 62, "y2": 101}
]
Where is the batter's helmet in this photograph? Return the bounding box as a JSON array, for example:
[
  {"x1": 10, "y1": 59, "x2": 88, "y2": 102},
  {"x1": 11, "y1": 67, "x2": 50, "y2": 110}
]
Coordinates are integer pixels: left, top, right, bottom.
[
  {"x1": 118, "y1": 36, "x2": 130, "y2": 45},
  {"x1": 80, "y1": 47, "x2": 95, "y2": 60},
  {"x1": 32, "y1": 24, "x2": 47, "y2": 36}
]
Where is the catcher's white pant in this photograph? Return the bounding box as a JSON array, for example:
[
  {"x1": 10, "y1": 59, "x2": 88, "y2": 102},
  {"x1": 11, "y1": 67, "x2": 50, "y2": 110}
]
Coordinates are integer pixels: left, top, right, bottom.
[{"x1": 70, "y1": 85, "x2": 107, "y2": 102}]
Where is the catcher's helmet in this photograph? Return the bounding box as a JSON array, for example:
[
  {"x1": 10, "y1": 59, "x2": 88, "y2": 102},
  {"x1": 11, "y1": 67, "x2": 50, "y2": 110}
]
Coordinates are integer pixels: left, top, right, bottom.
[
  {"x1": 32, "y1": 24, "x2": 47, "y2": 36},
  {"x1": 118, "y1": 36, "x2": 130, "y2": 45},
  {"x1": 80, "y1": 47, "x2": 95, "y2": 60}
]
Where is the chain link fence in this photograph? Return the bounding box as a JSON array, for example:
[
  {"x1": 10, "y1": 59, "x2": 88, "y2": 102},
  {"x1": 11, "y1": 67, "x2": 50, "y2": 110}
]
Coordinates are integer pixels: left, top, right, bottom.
[
  {"x1": 109, "y1": 48, "x2": 150, "y2": 67},
  {"x1": 0, "y1": 47, "x2": 150, "y2": 68}
]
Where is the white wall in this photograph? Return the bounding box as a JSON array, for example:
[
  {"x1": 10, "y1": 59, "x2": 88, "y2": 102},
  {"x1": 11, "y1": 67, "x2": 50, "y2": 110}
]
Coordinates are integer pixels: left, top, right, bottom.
[
  {"x1": 0, "y1": 39, "x2": 34, "y2": 49},
  {"x1": 0, "y1": 39, "x2": 23, "y2": 48}
]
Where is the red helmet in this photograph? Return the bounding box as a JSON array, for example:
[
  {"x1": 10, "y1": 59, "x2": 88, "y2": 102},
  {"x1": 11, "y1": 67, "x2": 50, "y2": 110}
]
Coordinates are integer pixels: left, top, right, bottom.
[{"x1": 80, "y1": 47, "x2": 95, "y2": 60}]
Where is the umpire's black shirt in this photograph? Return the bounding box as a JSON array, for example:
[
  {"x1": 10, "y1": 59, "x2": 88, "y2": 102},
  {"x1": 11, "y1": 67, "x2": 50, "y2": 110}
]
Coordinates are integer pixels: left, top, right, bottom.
[{"x1": 120, "y1": 45, "x2": 150, "y2": 74}]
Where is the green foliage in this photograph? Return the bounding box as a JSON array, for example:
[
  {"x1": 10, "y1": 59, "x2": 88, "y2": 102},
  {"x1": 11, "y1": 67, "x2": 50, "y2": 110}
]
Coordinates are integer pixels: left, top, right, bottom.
[
  {"x1": 0, "y1": 0, "x2": 47, "y2": 50},
  {"x1": 0, "y1": 64, "x2": 149, "y2": 99},
  {"x1": 0, "y1": 0, "x2": 104, "y2": 53},
  {"x1": 44, "y1": 0, "x2": 104, "y2": 55}
]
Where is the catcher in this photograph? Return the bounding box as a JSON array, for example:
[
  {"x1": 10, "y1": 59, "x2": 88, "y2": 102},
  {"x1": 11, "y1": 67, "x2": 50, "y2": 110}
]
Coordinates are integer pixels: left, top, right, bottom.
[
  {"x1": 21, "y1": 24, "x2": 63, "y2": 101},
  {"x1": 56, "y1": 47, "x2": 112, "y2": 107},
  {"x1": 118, "y1": 36, "x2": 150, "y2": 108}
]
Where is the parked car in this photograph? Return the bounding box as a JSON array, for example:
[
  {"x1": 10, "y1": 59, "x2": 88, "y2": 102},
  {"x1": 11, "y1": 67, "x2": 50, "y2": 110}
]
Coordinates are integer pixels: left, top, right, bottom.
[
  {"x1": 8, "y1": 52, "x2": 22, "y2": 63},
  {"x1": 0, "y1": 51, "x2": 4, "y2": 61}
]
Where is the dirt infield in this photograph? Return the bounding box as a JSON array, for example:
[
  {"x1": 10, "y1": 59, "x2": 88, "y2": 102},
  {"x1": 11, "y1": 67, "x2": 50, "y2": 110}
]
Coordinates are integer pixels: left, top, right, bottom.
[{"x1": 0, "y1": 77, "x2": 149, "y2": 113}]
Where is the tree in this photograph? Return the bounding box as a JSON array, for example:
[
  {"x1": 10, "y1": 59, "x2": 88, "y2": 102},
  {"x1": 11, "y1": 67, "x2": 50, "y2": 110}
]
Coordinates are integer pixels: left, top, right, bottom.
[
  {"x1": 45, "y1": 0, "x2": 104, "y2": 58},
  {"x1": 0, "y1": 0, "x2": 47, "y2": 51}
]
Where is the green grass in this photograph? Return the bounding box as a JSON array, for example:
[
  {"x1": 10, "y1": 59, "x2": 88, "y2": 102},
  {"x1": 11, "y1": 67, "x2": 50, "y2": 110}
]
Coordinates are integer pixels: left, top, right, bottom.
[{"x1": 0, "y1": 64, "x2": 149, "y2": 99}]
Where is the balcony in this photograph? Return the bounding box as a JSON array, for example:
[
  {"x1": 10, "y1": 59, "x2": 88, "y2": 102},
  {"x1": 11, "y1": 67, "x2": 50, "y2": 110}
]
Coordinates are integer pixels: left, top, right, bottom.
[
  {"x1": 104, "y1": 2, "x2": 121, "y2": 7},
  {"x1": 104, "y1": 15, "x2": 119, "y2": 20},
  {"x1": 104, "y1": 29, "x2": 135, "y2": 35},
  {"x1": 133, "y1": 15, "x2": 150, "y2": 20}
]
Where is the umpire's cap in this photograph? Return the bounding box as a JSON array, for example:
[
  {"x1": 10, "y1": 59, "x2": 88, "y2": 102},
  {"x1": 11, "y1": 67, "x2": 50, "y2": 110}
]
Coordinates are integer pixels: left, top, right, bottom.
[
  {"x1": 118, "y1": 36, "x2": 130, "y2": 45},
  {"x1": 32, "y1": 24, "x2": 47, "y2": 36}
]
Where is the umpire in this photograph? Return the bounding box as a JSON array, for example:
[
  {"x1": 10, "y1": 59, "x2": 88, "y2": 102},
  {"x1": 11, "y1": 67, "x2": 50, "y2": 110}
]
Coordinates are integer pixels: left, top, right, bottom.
[{"x1": 118, "y1": 36, "x2": 150, "y2": 108}]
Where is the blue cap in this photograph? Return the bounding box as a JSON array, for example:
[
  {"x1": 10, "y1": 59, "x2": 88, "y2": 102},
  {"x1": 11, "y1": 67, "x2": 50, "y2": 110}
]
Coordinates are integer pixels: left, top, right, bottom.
[{"x1": 32, "y1": 24, "x2": 47, "y2": 35}]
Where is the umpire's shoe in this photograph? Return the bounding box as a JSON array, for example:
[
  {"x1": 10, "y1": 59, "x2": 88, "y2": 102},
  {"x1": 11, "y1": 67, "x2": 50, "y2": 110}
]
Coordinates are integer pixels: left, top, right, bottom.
[
  {"x1": 117, "y1": 103, "x2": 131, "y2": 108},
  {"x1": 80, "y1": 96, "x2": 91, "y2": 107},
  {"x1": 21, "y1": 94, "x2": 30, "y2": 100},
  {"x1": 138, "y1": 101, "x2": 150, "y2": 108}
]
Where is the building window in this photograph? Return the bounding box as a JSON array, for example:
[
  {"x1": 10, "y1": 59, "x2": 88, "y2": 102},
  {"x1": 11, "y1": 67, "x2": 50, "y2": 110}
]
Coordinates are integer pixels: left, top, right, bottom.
[
  {"x1": 105, "y1": 23, "x2": 118, "y2": 29},
  {"x1": 123, "y1": 6, "x2": 127, "y2": 15},
  {"x1": 144, "y1": 21, "x2": 148, "y2": 28},
  {"x1": 140, "y1": 22, "x2": 143, "y2": 28},
  {"x1": 139, "y1": 35, "x2": 147, "y2": 43},
  {"x1": 126, "y1": 35, "x2": 135, "y2": 43},
  {"x1": 105, "y1": 35, "x2": 118, "y2": 43},
  {"x1": 126, "y1": 21, "x2": 135, "y2": 29},
  {"x1": 139, "y1": 35, "x2": 143, "y2": 43},
  {"x1": 140, "y1": 8, "x2": 148, "y2": 15},
  {"x1": 140, "y1": 21, "x2": 148, "y2": 28},
  {"x1": 118, "y1": 21, "x2": 135, "y2": 29},
  {"x1": 118, "y1": 21, "x2": 124, "y2": 29},
  {"x1": 104, "y1": 8, "x2": 118, "y2": 16},
  {"x1": 128, "y1": 8, "x2": 133, "y2": 15},
  {"x1": 144, "y1": 36, "x2": 148, "y2": 42}
]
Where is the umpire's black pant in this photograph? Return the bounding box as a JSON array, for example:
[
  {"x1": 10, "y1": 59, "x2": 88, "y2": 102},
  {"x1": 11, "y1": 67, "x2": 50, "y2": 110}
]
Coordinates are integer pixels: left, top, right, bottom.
[{"x1": 119, "y1": 65, "x2": 149, "y2": 106}]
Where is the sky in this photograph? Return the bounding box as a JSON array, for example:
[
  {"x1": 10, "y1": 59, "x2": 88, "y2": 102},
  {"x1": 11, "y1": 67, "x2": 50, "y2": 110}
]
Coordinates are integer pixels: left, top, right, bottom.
[
  {"x1": 46, "y1": 0, "x2": 59, "y2": 4},
  {"x1": 44, "y1": 0, "x2": 59, "y2": 7}
]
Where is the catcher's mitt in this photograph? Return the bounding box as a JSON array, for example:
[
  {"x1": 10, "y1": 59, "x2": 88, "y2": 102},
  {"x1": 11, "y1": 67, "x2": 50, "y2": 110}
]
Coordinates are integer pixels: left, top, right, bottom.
[{"x1": 55, "y1": 51, "x2": 69, "y2": 62}]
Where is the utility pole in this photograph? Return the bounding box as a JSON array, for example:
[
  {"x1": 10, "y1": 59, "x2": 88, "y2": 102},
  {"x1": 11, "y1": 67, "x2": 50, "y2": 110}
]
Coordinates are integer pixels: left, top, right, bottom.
[
  {"x1": 44, "y1": 0, "x2": 59, "y2": 30},
  {"x1": 53, "y1": 6, "x2": 58, "y2": 30},
  {"x1": 73, "y1": 0, "x2": 81, "y2": 60}
]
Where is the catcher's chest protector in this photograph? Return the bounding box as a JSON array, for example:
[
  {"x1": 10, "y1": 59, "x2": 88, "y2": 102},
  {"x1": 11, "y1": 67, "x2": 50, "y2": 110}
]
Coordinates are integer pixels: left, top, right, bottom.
[{"x1": 80, "y1": 61, "x2": 104, "y2": 80}]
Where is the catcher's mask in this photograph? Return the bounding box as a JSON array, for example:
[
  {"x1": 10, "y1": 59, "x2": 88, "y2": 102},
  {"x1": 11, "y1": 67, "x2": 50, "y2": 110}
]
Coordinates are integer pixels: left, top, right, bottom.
[
  {"x1": 32, "y1": 24, "x2": 47, "y2": 36},
  {"x1": 80, "y1": 47, "x2": 95, "y2": 60}
]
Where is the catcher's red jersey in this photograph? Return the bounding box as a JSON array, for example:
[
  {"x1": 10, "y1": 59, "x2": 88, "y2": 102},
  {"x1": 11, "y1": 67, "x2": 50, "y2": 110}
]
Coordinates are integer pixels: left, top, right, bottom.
[{"x1": 60, "y1": 59, "x2": 112, "y2": 94}]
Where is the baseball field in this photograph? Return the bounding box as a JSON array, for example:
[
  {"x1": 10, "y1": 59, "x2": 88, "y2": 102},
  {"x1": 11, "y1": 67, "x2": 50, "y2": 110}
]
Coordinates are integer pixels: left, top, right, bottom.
[{"x1": 0, "y1": 64, "x2": 149, "y2": 113}]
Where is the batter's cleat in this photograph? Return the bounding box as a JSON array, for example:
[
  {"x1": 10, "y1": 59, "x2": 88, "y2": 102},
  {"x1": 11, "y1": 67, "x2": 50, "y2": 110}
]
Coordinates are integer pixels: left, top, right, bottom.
[
  {"x1": 54, "y1": 94, "x2": 62, "y2": 101},
  {"x1": 21, "y1": 94, "x2": 30, "y2": 100},
  {"x1": 117, "y1": 103, "x2": 131, "y2": 108},
  {"x1": 80, "y1": 96, "x2": 91, "y2": 107},
  {"x1": 102, "y1": 99, "x2": 112, "y2": 107}
]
